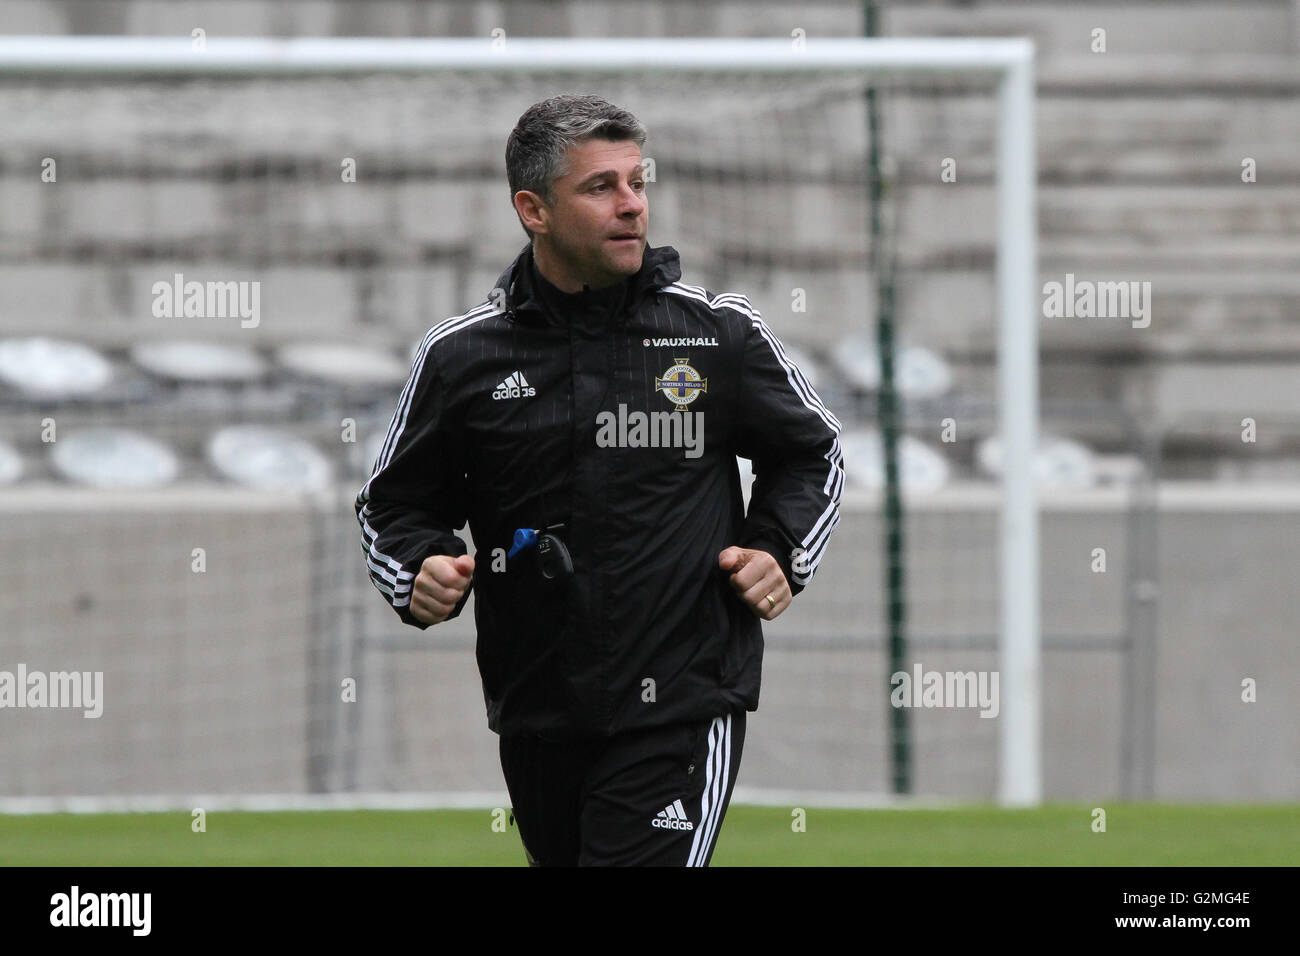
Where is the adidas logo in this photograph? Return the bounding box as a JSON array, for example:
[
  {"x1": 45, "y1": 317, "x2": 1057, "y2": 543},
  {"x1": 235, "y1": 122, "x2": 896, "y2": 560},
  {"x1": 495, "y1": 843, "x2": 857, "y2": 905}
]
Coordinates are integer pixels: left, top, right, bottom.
[
  {"x1": 650, "y1": 799, "x2": 695, "y2": 831},
  {"x1": 492, "y1": 371, "x2": 536, "y2": 400}
]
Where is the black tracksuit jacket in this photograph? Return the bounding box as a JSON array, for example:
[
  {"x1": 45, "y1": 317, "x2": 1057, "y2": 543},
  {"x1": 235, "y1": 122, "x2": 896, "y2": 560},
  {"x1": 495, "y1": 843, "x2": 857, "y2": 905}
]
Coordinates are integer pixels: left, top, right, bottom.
[{"x1": 356, "y1": 241, "x2": 843, "y2": 739}]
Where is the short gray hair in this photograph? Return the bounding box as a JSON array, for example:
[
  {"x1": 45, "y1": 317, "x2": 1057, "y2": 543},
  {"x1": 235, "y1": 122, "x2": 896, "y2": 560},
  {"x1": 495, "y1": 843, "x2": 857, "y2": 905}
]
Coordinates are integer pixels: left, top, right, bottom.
[{"x1": 506, "y1": 93, "x2": 647, "y2": 240}]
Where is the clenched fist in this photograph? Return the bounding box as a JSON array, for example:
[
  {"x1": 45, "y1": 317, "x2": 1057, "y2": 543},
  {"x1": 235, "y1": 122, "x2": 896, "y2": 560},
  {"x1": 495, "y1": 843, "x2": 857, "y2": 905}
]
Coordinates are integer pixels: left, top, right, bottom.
[
  {"x1": 410, "y1": 553, "x2": 475, "y2": 625},
  {"x1": 718, "y1": 546, "x2": 790, "y2": 620}
]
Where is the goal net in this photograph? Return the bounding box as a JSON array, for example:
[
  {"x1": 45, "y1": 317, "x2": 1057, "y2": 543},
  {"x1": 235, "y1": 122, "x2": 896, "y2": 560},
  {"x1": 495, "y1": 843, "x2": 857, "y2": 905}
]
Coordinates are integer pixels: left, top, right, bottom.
[{"x1": 0, "y1": 38, "x2": 1083, "y2": 811}]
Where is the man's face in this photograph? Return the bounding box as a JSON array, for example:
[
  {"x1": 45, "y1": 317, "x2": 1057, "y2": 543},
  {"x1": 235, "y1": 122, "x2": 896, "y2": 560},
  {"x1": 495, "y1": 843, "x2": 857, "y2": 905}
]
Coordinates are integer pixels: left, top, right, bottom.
[{"x1": 519, "y1": 138, "x2": 648, "y2": 290}]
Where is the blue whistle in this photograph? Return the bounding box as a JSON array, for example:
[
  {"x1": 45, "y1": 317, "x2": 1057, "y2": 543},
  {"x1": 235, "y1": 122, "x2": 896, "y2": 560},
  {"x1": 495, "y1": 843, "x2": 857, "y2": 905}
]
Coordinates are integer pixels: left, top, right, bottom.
[{"x1": 507, "y1": 528, "x2": 539, "y2": 560}]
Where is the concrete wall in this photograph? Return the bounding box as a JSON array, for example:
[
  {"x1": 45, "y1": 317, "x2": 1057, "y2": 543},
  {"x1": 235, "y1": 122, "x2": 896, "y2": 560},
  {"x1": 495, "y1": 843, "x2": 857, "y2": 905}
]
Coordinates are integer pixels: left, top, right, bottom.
[
  {"x1": 7, "y1": 484, "x2": 1285, "y2": 801},
  {"x1": 0, "y1": 487, "x2": 320, "y2": 795}
]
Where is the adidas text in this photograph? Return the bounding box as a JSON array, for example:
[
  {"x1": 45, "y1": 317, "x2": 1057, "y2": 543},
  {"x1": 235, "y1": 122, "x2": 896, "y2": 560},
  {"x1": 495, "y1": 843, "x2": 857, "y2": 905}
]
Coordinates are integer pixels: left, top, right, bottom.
[
  {"x1": 493, "y1": 371, "x2": 535, "y2": 400},
  {"x1": 652, "y1": 817, "x2": 694, "y2": 831},
  {"x1": 651, "y1": 800, "x2": 696, "y2": 831}
]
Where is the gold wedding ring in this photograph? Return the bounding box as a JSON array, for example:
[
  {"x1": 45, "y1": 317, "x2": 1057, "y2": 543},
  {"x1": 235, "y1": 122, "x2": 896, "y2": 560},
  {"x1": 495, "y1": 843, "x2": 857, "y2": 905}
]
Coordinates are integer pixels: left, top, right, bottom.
[{"x1": 764, "y1": 593, "x2": 777, "y2": 610}]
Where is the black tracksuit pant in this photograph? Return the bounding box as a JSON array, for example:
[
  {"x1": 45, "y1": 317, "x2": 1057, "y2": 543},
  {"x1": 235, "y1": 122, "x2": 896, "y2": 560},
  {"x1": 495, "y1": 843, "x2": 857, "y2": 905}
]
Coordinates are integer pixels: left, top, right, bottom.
[{"x1": 499, "y1": 709, "x2": 746, "y2": 867}]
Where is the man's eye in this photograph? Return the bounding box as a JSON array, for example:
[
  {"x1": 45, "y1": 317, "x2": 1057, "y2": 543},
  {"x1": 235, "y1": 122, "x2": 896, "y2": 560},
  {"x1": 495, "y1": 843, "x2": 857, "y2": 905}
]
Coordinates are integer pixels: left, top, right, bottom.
[{"x1": 631, "y1": 181, "x2": 645, "y2": 190}]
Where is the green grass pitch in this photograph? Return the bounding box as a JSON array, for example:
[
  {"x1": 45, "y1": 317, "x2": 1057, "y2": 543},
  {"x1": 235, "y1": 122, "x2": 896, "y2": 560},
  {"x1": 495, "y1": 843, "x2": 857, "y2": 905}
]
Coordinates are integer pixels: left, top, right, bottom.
[{"x1": 1, "y1": 804, "x2": 1296, "y2": 866}]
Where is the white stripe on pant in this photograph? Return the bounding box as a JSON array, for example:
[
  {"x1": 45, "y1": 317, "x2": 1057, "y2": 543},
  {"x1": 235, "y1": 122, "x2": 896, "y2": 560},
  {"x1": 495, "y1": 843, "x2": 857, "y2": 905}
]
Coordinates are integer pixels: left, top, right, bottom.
[{"x1": 687, "y1": 713, "x2": 733, "y2": 867}]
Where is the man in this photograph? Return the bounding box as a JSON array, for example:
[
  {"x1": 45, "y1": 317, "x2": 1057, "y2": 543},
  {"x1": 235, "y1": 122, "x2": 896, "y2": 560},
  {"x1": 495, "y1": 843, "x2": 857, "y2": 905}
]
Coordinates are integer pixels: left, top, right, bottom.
[{"x1": 356, "y1": 93, "x2": 843, "y2": 866}]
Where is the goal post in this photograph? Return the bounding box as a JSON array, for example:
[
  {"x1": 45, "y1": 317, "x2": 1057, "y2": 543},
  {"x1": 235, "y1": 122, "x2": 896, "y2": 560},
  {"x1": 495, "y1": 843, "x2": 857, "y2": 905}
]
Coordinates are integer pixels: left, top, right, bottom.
[{"x1": 0, "y1": 36, "x2": 1039, "y2": 808}]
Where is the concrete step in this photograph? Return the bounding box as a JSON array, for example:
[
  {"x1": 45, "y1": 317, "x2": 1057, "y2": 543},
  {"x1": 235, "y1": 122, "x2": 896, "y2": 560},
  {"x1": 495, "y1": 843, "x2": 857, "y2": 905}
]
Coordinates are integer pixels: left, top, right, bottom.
[
  {"x1": 0, "y1": 174, "x2": 519, "y2": 255},
  {"x1": 0, "y1": 259, "x2": 464, "y2": 349},
  {"x1": 6, "y1": 58, "x2": 1299, "y2": 176},
  {"x1": 11, "y1": 173, "x2": 1300, "y2": 270},
  {"x1": 7, "y1": 254, "x2": 1299, "y2": 359},
  {"x1": 1040, "y1": 237, "x2": 1300, "y2": 271},
  {"x1": 8, "y1": 0, "x2": 1295, "y2": 58},
  {"x1": 885, "y1": 3, "x2": 1296, "y2": 58},
  {"x1": 885, "y1": 86, "x2": 1300, "y2": 183},
  {"x1": 896, "y1": 185, "x2": 1300, "y2": 261}
]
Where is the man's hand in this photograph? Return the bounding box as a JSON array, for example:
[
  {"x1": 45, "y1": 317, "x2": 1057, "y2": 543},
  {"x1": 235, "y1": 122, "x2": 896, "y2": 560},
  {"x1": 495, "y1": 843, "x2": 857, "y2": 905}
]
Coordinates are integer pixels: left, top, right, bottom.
[
  {"x1": 410, "y1": 553, "x2": 475, "y2": 625},
  {"x1": 718, "y1": 546, "x2": 789, "y2": 620}
]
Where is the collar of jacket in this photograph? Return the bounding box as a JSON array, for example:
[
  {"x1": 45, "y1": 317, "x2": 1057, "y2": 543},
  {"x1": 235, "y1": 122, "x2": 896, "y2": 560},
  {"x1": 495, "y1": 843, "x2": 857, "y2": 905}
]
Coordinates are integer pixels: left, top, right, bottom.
[{"x1": 492, "y1": 241, "x2": 682, "y2": 329}]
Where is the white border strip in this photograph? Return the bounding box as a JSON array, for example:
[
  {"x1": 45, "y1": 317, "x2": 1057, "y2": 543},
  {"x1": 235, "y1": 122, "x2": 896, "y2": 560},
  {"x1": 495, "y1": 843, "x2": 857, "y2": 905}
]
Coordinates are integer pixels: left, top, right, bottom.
[
  {"x1": 0, "y1": 36, "x2": 1033, "y2": 75},
  {"x1": 0, "y1": 789, "x2": 969, "y2": 815},
  {"x1": 0, "y1": 792, "x2": 513, "y2": 814}
]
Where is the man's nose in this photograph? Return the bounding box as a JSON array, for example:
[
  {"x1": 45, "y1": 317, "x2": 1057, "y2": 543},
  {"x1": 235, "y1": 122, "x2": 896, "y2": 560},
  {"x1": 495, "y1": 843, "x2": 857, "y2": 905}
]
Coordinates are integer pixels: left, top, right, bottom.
[{"x1": 617, "y1": 182, "x2": 646, "y2": 215}]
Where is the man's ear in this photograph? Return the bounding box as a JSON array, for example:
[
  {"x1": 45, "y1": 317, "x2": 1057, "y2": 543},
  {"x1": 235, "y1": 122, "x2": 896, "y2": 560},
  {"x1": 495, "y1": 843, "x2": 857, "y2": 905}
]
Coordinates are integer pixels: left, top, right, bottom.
[{"x1": 513, "y1": 189, "x2": 550, "y2": 236}]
